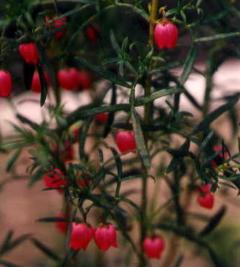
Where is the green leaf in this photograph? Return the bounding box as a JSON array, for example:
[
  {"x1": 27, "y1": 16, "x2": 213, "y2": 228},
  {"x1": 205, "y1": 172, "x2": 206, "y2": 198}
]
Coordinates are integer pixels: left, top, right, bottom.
[
  {"x1": 194, "y1": 32, "x2": 240, "y2": 43},
  {"x1": 200, "y1": 206, "x2": 226, "y2": 236},
  {"x1": 37, "y1": 65, "x2": 48, "y2": 106},
  {"x1": 79, "y1": 118, "x2": 92, "y2": 161},
  {"x1": 136, "y1": 88, "x2": 182, "y2": 106},
  {"x1": 0, "y1": 231, "x2": 30, "y2": 256},
  {"x1": 73, "y1": 57, "x2": 130, "y2": 88},
  {"x1": 31, "y1": 238, "x2": 60, "y2": 261},
  {"x1": 0, "y1": 259, "x2": 22, "y2": 267},
  {"x1": 180, "y1": 47, "x2": 197, "y2": 84},
  {"x1": 131, "y1": 110, "x2": 150, "y2": 168},
  {"x1": 6, "y1": 149, "x2": 21, "y2": 172},
  {"x1": 192, "y1": 95, "x2": 240, "y2": 134}
]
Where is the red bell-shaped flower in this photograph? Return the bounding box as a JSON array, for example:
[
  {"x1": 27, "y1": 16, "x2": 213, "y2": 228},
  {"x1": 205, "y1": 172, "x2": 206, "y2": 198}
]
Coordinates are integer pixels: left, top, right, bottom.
[
  {"x1": 95, "y1": 112, "x2": 109, "y2": 124},
  {"x1": 31, "y1": 71, "x2": 51, "y2": 93},
  {"x1": 69, "y1": 223, "x2": 93, "y2": 250},
  {"x1": 143, "y1": 236, "x2": 165, "y2": 259},
  {"x1": 197, "y1": 192, "x2": 214, "y2": 209},
  {"x1": 43, "y1": 168, "x2": 68, "y2": 192},
  {"x1": 57, "y1": 68, "x2": 79, "y2": 90},
  {"x1": 115, "y1": 131, "x2": 136, "y2": 154},
  {"x1": 55, "y1": 212, "x2": 69, "y2": 234},
  {"x1": 154, "y1": 20, "x2": 179, "y2": 49},
  {"x1": 94, "y1": 224, "x2": 117, "y2": 251},
  {"x1": 0, "y1": 70, "x2": 12, "y2": 97},
  {"x1": 19, "y1": 42, "x2": 39, "y2": 65},
  {"x1": 86, "y1": 25, "x2": 99, "y2": 43},
  {"x1": 54, "y1": 17, "x2": 67, "y2": 40},
  {"x1": 78, "y1": 70, "x2": 92, "y2": 90}
]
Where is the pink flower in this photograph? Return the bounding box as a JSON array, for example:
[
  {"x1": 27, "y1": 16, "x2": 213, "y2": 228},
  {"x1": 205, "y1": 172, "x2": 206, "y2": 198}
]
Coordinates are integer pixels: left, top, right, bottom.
[
  {"x1": 19, "y1": 43, "x2": 39, "y2": 65},
  {"x1": 94, "y1": 224, "x2": 117, "y2": 251},
  {"x1": 0, "y1": 70, "x2": 12, "y2": 97},
  {"x1": 69, "y1": 223, "x2": 93, "y2": 250},
  {"x1": 115, "y1": 131, "x2": 136, "y2": 154},
  {"x1": 143, "y1": 236, "x2": 165, "y2": 259},
  {"x1": 154, "y1": 21, "x2": 179, "y2": 49}
]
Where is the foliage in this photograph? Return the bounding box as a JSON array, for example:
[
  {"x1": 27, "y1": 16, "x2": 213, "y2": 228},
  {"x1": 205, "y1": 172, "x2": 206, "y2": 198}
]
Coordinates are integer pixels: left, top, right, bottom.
[{"x1": 0, "y1": 0, "x2": 240, "y2": 266}]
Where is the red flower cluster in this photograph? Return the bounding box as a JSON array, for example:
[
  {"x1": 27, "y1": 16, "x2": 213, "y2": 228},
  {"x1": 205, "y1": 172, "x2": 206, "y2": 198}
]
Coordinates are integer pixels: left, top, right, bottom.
[
  {"x1": 43, "y1": 168, "x2": 68, "y2": 192},
  {"x1": 0, "y1": 70, "x2": 12, "y2": 97},
  {"x1": 143, "y1": 236, "x2": 165, "y2": 259},
  {"x1": 69, "y1": 223, "x2": 117, "y2": 251},
  {"x1": 197, "y1": 184, "x2": 214, "y2": 209},
  {"x1": 115, "y1": 131, "x2": 136, "y2": 154},
  {"x1": 154, "y1": 20, "x2": 179, "y2": 49}
]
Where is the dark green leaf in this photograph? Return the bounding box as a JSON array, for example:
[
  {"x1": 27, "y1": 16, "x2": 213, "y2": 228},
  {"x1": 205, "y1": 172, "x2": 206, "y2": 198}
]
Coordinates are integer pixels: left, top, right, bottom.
[
  {"x1": 180, "y1": 47, "x2": 197, "y2": 84},
  {"x1": 31, "y1": 238, "x2": 60, "y2": 261},
  {"x1": 192, "y1": 95, "x2": 240, "y2": 134},
  {"x1": 131, "y1": 110, "x2": 150, "y2": 168},
  {"x1": 6, "y1": 149, "x2": 21, "y2": 172},
  {"x1": 73, "y1": 57, "x2": 130, "y2": 88},
  {"x1": 200, "y1": 206, "x2": 226, "y2": 236}
]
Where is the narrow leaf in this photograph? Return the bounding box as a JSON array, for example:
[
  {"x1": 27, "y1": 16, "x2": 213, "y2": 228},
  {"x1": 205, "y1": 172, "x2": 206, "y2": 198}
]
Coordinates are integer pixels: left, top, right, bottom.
[
  {"x1": 131, "y1": 110, "x2": 150, "y2": 168},
  {"x1": 31, "y1": 238, "x2": 60, "y2": 261},
  {"x1": 180, "y1": 47, "x2": 197, "y2": 84}
]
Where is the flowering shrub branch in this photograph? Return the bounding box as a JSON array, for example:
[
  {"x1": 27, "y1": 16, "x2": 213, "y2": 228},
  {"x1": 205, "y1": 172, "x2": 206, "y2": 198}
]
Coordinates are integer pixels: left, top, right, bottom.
[{"x1": 0, "y1": 0, "x2": 240, "y2": 267}]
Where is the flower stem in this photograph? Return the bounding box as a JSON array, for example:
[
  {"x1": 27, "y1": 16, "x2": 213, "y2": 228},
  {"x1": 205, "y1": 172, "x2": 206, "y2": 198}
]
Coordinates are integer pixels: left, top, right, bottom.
[{"x1": 138, "y1": 2, "x2": 159, "y2": 267}]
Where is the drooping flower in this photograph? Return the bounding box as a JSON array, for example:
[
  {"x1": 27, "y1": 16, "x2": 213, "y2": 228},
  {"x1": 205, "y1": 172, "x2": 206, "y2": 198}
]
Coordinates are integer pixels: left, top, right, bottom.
[
  {"x1": 69, "y1": 223, "x2": 93, "y2": 250},
  {"x1": 19, "y1": 42, "x2": 39, "y2": 65},
  {"x1": 0, "y1": 70, "x2": 12, "y2": 97},
  {"x1": 197, "y1": 192, "x2": 214, "y2": 209},
  {"x1": 115, "y1": 131, "x2": 136, "y2": 154},
  {"x1": 57, "y1": 68, "x2": 79, "y2": 90},
  {"x1": 94, "y1": 224, "x2": 117, "y2": 251},
  {"x1": 154, "y1": 20, "x2": 179, "y2": 49},
  {"x1": 143, "y1": 236, "x2": 165, "y2": 259}
]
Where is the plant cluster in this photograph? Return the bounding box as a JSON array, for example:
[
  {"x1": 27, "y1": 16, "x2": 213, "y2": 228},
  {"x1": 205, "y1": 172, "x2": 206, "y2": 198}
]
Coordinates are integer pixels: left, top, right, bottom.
[{"x1": 0, "y1": 1, "x2": 240, "y2": 267}]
